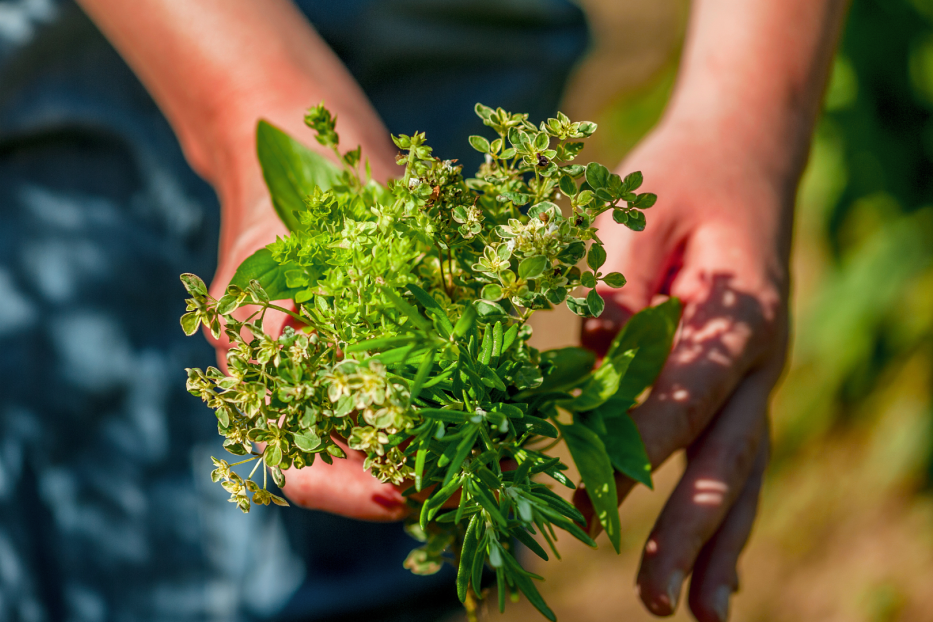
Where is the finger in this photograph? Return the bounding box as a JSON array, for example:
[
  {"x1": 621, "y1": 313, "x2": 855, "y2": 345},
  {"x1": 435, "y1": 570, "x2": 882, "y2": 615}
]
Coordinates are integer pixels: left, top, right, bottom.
[
  {"x1": 688, "y1": 428, "x2": 769, "y2": 622},
  {"x1": 635, "y1": 369, "x2": 771, "y2": 615},
  {"x1": 631, "y1": 223, "x2": 783, "y2": 472},
  {"x1": 281, "y1": 441, "x2": 409, "y2": 522}
]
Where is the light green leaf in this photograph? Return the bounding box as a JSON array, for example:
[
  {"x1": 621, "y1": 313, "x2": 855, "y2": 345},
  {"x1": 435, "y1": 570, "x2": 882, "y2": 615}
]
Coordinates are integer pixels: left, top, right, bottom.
[
  {"x1": 256, "y1": 120, "x2": 341, "y2": 232},
  {"x1": 180, "y1": 312, "x2": 200, "y2": 336},
  {"x1": 293, "y1": 431, "x2": 321, "y2": 452},
  {"x1": 469, "y1": 135, "x2": 491, "y2": 153}
]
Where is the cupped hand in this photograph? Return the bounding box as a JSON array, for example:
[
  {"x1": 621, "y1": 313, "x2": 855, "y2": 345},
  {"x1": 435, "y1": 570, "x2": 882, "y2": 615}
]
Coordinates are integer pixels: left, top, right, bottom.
[
  {"x1": 204, "y1": 114, "x2": 409, "y2": 522},
  {"x1": 576, "y1": 116, "x2": 793, "y2": 621}
]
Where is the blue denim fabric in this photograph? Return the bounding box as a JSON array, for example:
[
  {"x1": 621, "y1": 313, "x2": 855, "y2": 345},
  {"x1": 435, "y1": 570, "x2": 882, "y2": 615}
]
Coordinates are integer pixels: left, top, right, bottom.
[{"x1": 0, "y1": 1, "x2": 587, "y2": 620}]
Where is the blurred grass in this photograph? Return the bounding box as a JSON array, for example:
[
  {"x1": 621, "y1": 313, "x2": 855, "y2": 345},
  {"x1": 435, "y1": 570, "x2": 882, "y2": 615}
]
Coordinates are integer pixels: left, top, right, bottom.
[{"x1": 449, "y1": 0, "x2": 933, "y2": 620}]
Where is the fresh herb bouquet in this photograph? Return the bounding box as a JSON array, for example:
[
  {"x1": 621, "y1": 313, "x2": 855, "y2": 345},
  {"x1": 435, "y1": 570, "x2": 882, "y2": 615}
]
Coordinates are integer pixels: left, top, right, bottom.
[{"x1": 180, "y1": 103, "x2": 680, "y2": 621}]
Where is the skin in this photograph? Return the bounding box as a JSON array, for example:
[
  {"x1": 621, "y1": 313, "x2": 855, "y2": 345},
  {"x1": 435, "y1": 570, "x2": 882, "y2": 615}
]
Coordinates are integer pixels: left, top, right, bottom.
[{"x1": 77, "y1": 0, "x2": 848, "y2": 619}]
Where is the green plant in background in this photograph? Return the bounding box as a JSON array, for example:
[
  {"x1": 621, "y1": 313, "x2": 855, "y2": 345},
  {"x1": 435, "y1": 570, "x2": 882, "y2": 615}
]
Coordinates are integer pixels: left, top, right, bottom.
[
  {"x1": 179, "y1": 103, "x2": 679, "y2": 621},
  {"x1": 775, "y1": 0, "x2": 933, "y2": 476}
]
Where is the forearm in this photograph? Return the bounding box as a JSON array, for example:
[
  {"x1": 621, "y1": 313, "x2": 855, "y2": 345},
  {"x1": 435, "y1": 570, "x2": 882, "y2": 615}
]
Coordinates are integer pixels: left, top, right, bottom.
[
  {"x1": 77, "y1": 0, "x2": 395, "y2": 238},
  {"x1": 665, "y1": 0, "x2": 849, "y2": 189}
]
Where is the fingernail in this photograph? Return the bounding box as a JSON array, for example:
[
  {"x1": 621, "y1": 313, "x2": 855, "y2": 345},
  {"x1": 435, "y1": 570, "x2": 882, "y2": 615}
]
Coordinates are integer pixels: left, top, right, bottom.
[
  {"x1": 712, "y1": 585, "x2": 731, "y2": 621},
  {"x1": 665, "y1": 570, "x2": 684, "y2": 611}
]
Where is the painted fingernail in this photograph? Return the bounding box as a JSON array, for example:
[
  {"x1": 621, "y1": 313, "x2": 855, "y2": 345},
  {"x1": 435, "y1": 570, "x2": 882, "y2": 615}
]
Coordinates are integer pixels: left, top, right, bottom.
[
  {"x1": 712, "y1": 585, "x2": 731, "y2": 621},
  {"x1": 665, "y1": 570, "x2": 684, "y2": 612}
]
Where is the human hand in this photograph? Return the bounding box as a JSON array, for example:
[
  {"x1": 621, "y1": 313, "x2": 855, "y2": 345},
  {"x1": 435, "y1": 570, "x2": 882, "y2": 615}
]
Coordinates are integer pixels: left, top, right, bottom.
[{"x1": 576, "y1": 115, "x2": 792, "y2": 621}]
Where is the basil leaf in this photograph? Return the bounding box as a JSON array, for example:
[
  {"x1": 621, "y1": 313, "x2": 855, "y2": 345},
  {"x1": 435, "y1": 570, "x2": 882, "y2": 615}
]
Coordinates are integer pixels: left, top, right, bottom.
[
  {"x1": 229, "y1": 248, "x2": 305, "y2": 301},
  {"x1": 558, "y1": 421, "x2": 622, "y2": 553},
  {"x1": 256, "y1": 120, "x2": 341, "y2": 232},
  {"x1": 605, "y1": 298, "x2": 682, "y2": 403}
]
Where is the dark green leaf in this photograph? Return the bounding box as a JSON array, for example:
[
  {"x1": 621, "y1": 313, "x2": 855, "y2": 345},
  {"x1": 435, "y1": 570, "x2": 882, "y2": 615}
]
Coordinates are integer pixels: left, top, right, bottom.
[
  {"x1": 558, "y1": 175, "x2": 577, "y2": 197},
  {"x1": 585, "y1": 405, "x2": 653, "y2": 489},
  {"x1": 585, "y1": 162, "x2": 610, "y2": 189},
  {"x1": 626, "y1": 210, "x2": 647, "y2": 231},
  {"x1": 562, "y1": 349, "x2": 636, "y2": 412},
  {"x1": 587, "y1": 244, "x2": 607, "y2": 271},
  {"x1": 457, "y1": 515, "x2": 480, "y2": 602},
  {"x1": 539, "y1": 347, "x2": 596, "y2": 390},
  {"x1": 605, "y1": 298, "x2": 681, "y2": 402},
  {"x1": 557, "y1": 421, "x2": 622, "y2": 553},
  {"x1": 634, "y1": 192, "x2": 657, "y2": 208},
  {"x1": 623, "y1": 170, "x2": 644, "y2": 192}
]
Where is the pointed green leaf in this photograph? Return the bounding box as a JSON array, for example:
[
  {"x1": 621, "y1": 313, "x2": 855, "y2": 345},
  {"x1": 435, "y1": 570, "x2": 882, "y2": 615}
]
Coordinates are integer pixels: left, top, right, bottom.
[
  {"x1": 557, "y1": 421, "x2": 621, "y2": 553},
  {"x1": 256, "y1": 120, "x2": 341, "y2": 232}
]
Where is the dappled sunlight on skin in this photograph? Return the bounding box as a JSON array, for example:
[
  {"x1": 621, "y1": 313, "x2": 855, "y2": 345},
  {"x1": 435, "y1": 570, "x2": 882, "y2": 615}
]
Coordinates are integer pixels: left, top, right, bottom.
[{"x1": 693, "y1": 479, "x2": 729, "y2": 507}]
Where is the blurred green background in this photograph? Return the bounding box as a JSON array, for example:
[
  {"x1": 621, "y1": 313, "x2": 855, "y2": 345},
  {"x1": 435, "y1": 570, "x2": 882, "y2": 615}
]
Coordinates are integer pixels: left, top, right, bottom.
[{"x1": 466, "y1": 0, "x2": 933, "y2": 620}]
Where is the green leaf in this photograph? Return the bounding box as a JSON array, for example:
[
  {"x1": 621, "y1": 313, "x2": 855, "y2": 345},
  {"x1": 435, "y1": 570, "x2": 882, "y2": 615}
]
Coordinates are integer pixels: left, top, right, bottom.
[
  {"x1": 580, "y1": 271, "x2": 597, "y2": 288},
  {"x1": 457, "y1": 515, "x2": 480, "y2": 602},
  {"x1": 562, "y1": 349, "x2": 636, "y2": 412},
  {"x1": 558, "y1": 175, "x2": 577, "y2": 197},
  {"x1": 501, "y1": 550, "x2": 556, "y2": 621},
  {"x1": 264, "y1": 444, "x2": 283, "y2": 467},
  {"x1": 518, "y1": 255, "x2": 548, "y2": 280},
  {"x1": 408, "y1": 285, "x2": 454, "y2": 336},
  {"x1": 180, "y1": 312, "x2": 200, "y2": 336},
  {"x1": 256, "y1": 120, "x2": 342, "y2": 232},
  {"x1": 293, "y1": 430, "x2": 321, "y2": 452},
  {"x1": 586, "y1": 288, "x2": 605, "y2": 317},
  {"x1": 229, "y1": 248, "x2": 304, "y2": 301},
  {"x1": 180, "y1": 273, "x2": 207, "y2": 297},
  {"x1": 602, "y1": 272, "x2": 627, "y2": 288},
  {"x1": 452, "y1": 305, "x2": 479, "y2": 339},
  {"x1": 585, "y1": 162, "x2": 610, "y2": 190},
  {"x1": 623, "y1": 170, "x2": 644, "y2": 192},
  {"x1": 566, "y1": 296, "x2": 590, "y2": 317},
  {"x1": 605, "y1": 298, "x2": 682, "y2": 402},
  {"x1": 469, "y1": 135, "x2": 491, "y2": 153},
  {"x1": 584, "y1": 405, "x2": 653, "y2": 489},
  {"x1": 540, "y1": 347, "x2": 596, "y2": 390},
  {"x1": 626, "y1": 210, "x2": 647, "y2": 232},
  {"x1": 612, "y1": 209, "x2": 628, "y2": 225},
  {"x1": 481, "y1": 283, "x2": 503, "y2": 301},
  {"x1": 587, "y1": 244, "x2": 607, "y2": 271},
  {"x1": 557, "y1": 421, "x2": 622, "y2": 553},
  {"x1": 634, "y1": 192, "x2": 657, "y2": 208},
  {"x1": 497, "y1": 191, "x2": 532, "y2": 206}
]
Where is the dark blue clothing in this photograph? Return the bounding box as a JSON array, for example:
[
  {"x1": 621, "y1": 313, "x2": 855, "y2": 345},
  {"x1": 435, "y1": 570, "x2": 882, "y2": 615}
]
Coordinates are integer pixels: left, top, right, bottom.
[{"x1": 0, "y1": 1, "x2": 587, "y2": 620}]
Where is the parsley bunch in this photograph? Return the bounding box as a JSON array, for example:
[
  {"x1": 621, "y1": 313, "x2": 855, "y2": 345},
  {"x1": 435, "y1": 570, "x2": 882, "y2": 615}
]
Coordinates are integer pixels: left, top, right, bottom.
[{"x1": 180, "y1": 103, "x2": 680, "y2": 621}]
